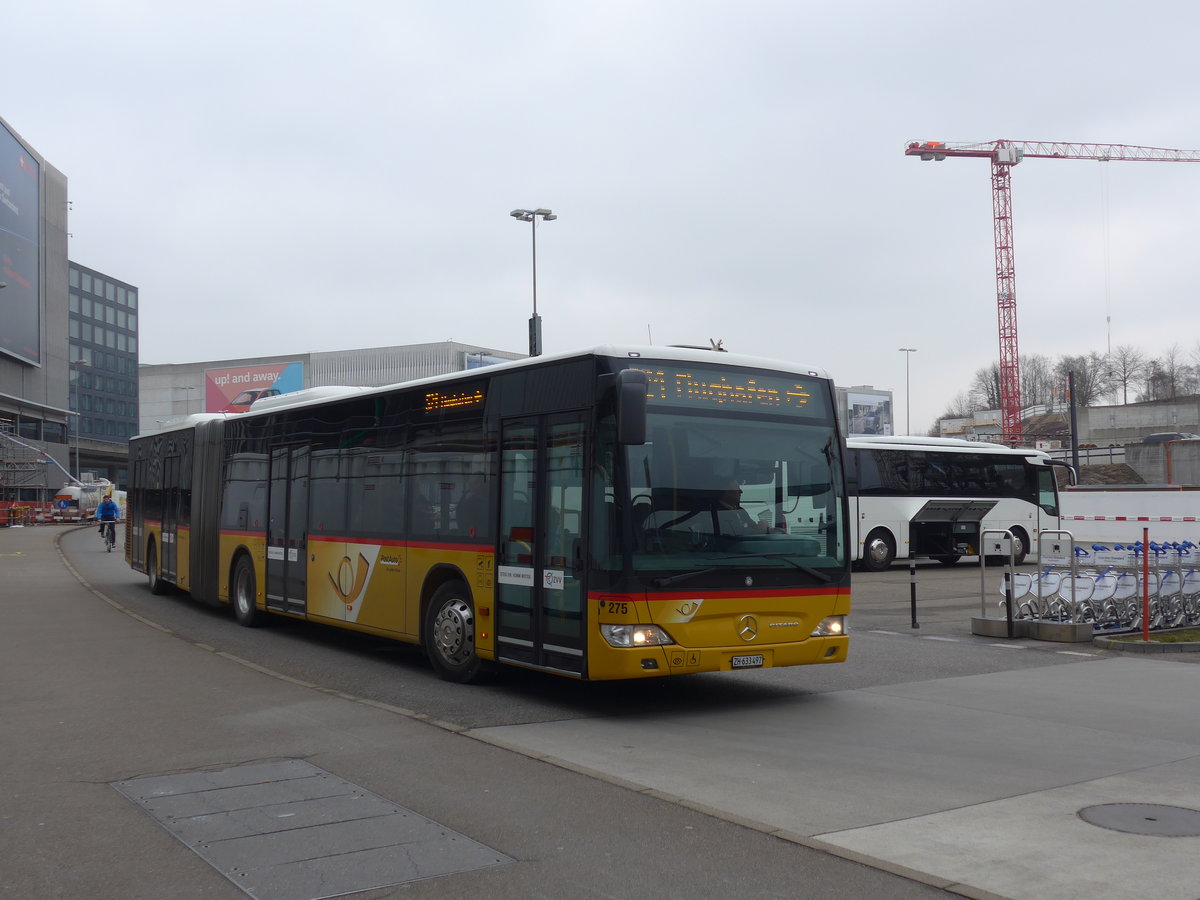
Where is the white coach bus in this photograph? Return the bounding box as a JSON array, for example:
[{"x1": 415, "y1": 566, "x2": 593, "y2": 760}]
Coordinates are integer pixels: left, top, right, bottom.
[{"x1": 845, "y1": 436, "x2": 1068, "y2": 570}]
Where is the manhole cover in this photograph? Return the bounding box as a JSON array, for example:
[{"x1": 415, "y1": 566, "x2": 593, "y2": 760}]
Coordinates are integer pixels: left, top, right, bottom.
[{"x1": 1078, "y1": 803, "x2": 1200, "y2": 837}]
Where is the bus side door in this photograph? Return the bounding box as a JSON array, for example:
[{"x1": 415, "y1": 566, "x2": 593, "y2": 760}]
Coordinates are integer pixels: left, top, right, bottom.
[
  {"x1": 266, "y1": 445, "x2": 309, "y2": 615},
  {"x1": 495, "y1": 415, "x2": 587, "y2": 676},
  {"x1": 161, "y1": 454, "x2": 181, "y2": 582}
]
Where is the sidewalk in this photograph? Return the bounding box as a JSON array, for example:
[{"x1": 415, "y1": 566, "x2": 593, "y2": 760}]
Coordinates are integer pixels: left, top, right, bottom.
[{"x1": 0, "y1": 525, "x2": 943, "y2": 900}]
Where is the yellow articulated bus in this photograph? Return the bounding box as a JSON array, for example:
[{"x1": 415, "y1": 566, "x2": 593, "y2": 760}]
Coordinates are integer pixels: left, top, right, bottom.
[{"x1": 127, "y1": 345, "x2": 850, "y2": 682}]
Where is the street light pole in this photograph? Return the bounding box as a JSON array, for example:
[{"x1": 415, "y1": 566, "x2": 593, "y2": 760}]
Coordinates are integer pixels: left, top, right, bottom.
[
  {"x1": 69, "y1": 359, "x2": 85, "y2": 482},
  {"x1": 176, "y1": 385, "x2": 197, "y2": 415},
  {"x1": 898, "y1": 348, "x2": 917, "y2": 435},
  {"x1": 510, "y1": 208, "x2": 557, "y2": 357}
]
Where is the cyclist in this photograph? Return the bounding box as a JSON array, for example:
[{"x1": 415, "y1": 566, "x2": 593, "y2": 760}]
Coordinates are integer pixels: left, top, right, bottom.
[{"x1": 96, "y1": 495, "x2": 121, "y2": 549}]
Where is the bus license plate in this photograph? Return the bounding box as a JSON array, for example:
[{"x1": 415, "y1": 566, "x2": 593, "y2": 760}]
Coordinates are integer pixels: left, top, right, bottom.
[{"x1": 731, "y1": 654, "x2": 764, "y2": 669}]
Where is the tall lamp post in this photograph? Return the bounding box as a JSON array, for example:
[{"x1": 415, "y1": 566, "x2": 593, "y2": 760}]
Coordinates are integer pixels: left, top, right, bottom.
[
  {"x1": 898, "y1": 348, "x2": 917, "y2": 435},
  {"x1": 69, "y1": 358, "x2": 88, "y2": 481},
  {"x1": 509, "y1": 208, "x2": 557, "y2": 357},
  {"x1": 176, "y1": 385, "x2": 197, "y2": 415}
]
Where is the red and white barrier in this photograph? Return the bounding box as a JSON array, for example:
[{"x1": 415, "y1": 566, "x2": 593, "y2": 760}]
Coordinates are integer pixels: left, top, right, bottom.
[{"x1": 1059, "y1": 491, "x2": 1200, "y2": 544}]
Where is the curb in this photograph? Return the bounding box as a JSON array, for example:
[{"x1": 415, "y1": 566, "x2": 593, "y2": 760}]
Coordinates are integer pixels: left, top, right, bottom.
[{"x1": 1093, "y1": 634, "x2": 1200, "y2": 653}]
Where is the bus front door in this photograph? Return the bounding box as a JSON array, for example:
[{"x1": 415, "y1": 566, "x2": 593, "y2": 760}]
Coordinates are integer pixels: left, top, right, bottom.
[
  {"x1": 266, "y1": 445, "x2": 309, "y2": 615},
  {"x1": 496, "y1": 415, "x2": 587, "y2": 677}
]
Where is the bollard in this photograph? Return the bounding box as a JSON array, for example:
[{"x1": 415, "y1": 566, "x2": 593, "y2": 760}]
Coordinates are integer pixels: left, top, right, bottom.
[
  {"x1": 910, "y1": 559, "x2": 919, "y2": 629},
  {"x1": 1142, "y1": 526, "x2": 1150, "y2": 642},
  {"x1": 1003, "y1": 570, "x2": 1014, "y2": 639}
]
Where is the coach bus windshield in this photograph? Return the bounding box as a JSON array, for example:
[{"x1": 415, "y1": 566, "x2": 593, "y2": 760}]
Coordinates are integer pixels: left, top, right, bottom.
[{"x1": 591, "y1": 362, "x2": 846, "y2": 589}]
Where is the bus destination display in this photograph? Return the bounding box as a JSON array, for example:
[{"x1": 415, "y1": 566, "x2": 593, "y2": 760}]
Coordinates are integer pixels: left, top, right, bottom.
[{"x1": 635, "y1": 366, "x2": 821, "y2": 415}]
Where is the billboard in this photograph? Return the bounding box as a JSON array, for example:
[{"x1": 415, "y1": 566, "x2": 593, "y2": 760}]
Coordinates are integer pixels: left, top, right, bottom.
[
  {"x1": 847, "y1": 390, "x2": 893, "y2": 436},
  {"x1": 0, "y1": 119, "x2": 41, "y2": 365},
  {"x1": 205, "y1": 361, "x2": 304, "y2": 413}
]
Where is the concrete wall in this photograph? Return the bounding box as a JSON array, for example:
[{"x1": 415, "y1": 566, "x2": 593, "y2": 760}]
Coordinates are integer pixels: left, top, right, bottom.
[
  {"x1": 1081, "y1": 397, "x2": 1200, "y2": 445},
  {"x1": 1125, "y1": 440, "x2": 1200, "y2": 485}
]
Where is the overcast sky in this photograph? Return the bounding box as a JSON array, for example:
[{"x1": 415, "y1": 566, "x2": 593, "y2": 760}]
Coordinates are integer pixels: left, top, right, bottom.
[{"x1": 7, "y1": 0, "x2": 1200, "y2": 433}]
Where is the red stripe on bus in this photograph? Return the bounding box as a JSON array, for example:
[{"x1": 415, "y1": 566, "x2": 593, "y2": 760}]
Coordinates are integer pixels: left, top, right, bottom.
[
  {"x1": 303, "y1": 533, "x2": 488, "y2": 553},
  {"x1": 592, "y1": 587, "x2": 848, "y2": 603}
]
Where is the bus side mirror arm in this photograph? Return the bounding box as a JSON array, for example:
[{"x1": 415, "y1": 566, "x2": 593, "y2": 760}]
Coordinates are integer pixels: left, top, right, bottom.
[
  {"x1": 1047, "y1": 459, "x2": 1077, "y2": 486},
  {"x1": 615, "y1": 369, "x2": 648, "y2": 445}
]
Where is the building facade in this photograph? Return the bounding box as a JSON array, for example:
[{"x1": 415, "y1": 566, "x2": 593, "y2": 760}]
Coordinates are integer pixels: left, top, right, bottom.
[
  {"x1": 68, "y1": 262, "x2": 139, "y2": 486},
  {"x1": 139, "y1": 342, "x2": 524, "y2": 435},
  {"x1": 0, "y1": 115, "x2": 72, "y2": 502}
]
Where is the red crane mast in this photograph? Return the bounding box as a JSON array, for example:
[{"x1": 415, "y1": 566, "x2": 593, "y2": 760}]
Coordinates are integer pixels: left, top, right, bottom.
[{"x1": 905, "y1": 139, "x2": 1200, "y2": 445}]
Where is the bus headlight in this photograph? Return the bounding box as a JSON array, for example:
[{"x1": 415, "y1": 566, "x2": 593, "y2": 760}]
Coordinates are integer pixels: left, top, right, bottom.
[
  {"x1": 601, "y1": 624, "x2": 675, "y2": 648},
  {"x1": 811, "y1": 616, "x2": 846, "y2": 637}
]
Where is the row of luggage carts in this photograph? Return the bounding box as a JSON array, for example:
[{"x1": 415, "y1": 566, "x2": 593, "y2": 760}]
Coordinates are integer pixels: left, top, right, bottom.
[{"x1": 998, "y1": 539, "x2": 1200, "y2": 631}]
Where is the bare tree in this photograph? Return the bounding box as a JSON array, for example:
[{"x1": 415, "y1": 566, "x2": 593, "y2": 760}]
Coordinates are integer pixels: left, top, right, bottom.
[
  {"x1": 930, "y1": 392, "x2": 979, "y2": 434},
  {"x1": 970, "y1": 365, "x2": 1001, "y2": 410},
  {"x1": 1160, "y1": 343, "x2": 1187, "y2": 399},
  {"x1": 1108, "y1": 344, "x2": 1146, "y2": 404},
  {"x1": 941, "y1": 391, "x2": 978, "y2": 418},
  {"x1": 1021, "y1": 353, "x2": 1056, "y2": 410},
  {"x1": 1057, "y1": 352, "x2": 1111, "y2": 408}
]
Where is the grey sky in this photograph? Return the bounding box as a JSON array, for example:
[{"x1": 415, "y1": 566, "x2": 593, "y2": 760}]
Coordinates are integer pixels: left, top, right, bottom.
[{"x1": 8, "y1": 0, "x2": 1199, "y2": 433}]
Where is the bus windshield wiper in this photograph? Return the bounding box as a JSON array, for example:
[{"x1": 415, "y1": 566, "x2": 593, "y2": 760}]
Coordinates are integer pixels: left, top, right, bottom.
[
  {"x1": 719, "y1": 553, "x2": 833, "y2": 583},
  {"x1": 651, "y1": 553, "x2": 832, "y2": 588},
  {"x1": 652, "y1": 567, "x2": 719, "y2": 588}
]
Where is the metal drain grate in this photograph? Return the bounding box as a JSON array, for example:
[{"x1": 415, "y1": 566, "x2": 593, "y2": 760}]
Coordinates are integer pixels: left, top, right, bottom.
[
  {"x1": 113, "y1": 759, "x2": 512, "y2": 900},
  {"x1": 1078, "y1": 803, "x2": 1200, "y2": 837}
]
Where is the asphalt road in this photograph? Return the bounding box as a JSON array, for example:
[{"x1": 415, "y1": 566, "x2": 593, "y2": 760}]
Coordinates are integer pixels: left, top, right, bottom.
[
  {"x1": 74, "y1": 535, "x2": 1120, "y2": 732},
  {"x1": 51, "y1": 530, "x2": 1200, "y2": 899}
]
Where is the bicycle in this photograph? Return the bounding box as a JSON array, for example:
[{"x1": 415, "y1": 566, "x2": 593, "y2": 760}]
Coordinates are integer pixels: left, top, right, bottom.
[{"x1": 101, "y1": 520, "x2": 117, "y2": 552}]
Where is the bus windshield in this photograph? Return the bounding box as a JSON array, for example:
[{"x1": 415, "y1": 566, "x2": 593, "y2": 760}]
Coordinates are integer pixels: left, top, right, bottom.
[{"x1": 608, "y1": 410, "x2": 845, "y2": 586}]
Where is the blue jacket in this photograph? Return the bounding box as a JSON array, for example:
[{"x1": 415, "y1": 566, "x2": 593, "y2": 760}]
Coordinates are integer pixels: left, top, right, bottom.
[{"x1": 97, "y1": 499, "x2": 120, "y2": 521}]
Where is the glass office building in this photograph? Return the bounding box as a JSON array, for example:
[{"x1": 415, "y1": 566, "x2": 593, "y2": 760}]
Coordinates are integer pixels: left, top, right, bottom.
[{"x1": 67, "y1": 263, "x2": 139, "y2": 485}]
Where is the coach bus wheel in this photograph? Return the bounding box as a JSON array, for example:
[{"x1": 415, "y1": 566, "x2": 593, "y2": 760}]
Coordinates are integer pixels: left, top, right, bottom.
[
  {"x1": 147, "y1": 543, "x2": 168, "y2": 595},
  {"x1": 1010, "y1": 530, "x2": 1029, "y2": 565},
  {"x1": 425, "y1": 582, "x2": 481, "y2": 683},
  {"x1": 860, "y1": 529, "x2": 895, "y2": 572},
  {"x1": 934, "y1": 554, "x2": 961, "y2": 566},
  {"x1": 1012, "y1": 532, "x2": 1032, "y2": 566},
  {"x1": 987, "y1": 530, "x2": 1029, "y2": 566},
  {"x1": 232, "y1": 556, "x2": 265, "y2": 627}
]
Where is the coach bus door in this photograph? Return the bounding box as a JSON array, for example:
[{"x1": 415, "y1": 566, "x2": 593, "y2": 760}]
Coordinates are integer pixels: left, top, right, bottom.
[
  {"x1": 266, "y1": 445, "x2": 309, "y2": 615},
  {"x1": 495, "y1": 415, "x2": 587, "y2": 676}
]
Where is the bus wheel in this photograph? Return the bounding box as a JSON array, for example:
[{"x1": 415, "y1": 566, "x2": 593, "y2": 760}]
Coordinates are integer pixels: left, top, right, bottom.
[
  {"x1": 147, "y1": 543, "x2": 168, "y2": 595},
  {"x1": 232, "y1": 555, "x2": 265, "y2": 627},
  {"x1": 1011, "y1": 530, "x2": 1029, "y2": 566},
  {"x1": 860, "y1": 529, "x2": 895, "y2": 572},
  {"x1": 934, "y1": 554, "x2": 961, "y2": 566},
  {"x1": 425, "y1": 582, "x2": 481, "y2": 683},
  {"x1": 987, "y1": 530, "x2": 1029, "y2": 566}
]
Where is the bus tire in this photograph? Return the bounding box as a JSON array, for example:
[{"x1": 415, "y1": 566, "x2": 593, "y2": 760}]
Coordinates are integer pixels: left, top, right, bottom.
[
  {"x1": 147, "y1": 542, "x2": 168, "y2": 595},
  {"x1": 987, "y1": 529, "x2": 1029, "y2": 566},
  {"x1": 424, "y1": 582, "x2": 481, "y2": 683},
  {"x1": 232, "y1": 555, "x2": 266, "y2": 627},
  {"x1": 934, "y1": 554, "x2": 961, "y2": 566},
  {"x1": 860, "y1": 529, "x2": 895, "y2": 572},
  {"x1": 1008, "y1": 529, "x2": 1029, "y2": 566}
]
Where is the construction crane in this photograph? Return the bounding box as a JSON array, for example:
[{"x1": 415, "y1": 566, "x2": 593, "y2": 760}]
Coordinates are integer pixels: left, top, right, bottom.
[{"x1": 905, "y1": 139, "x2": 1200, "y2": 445}]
